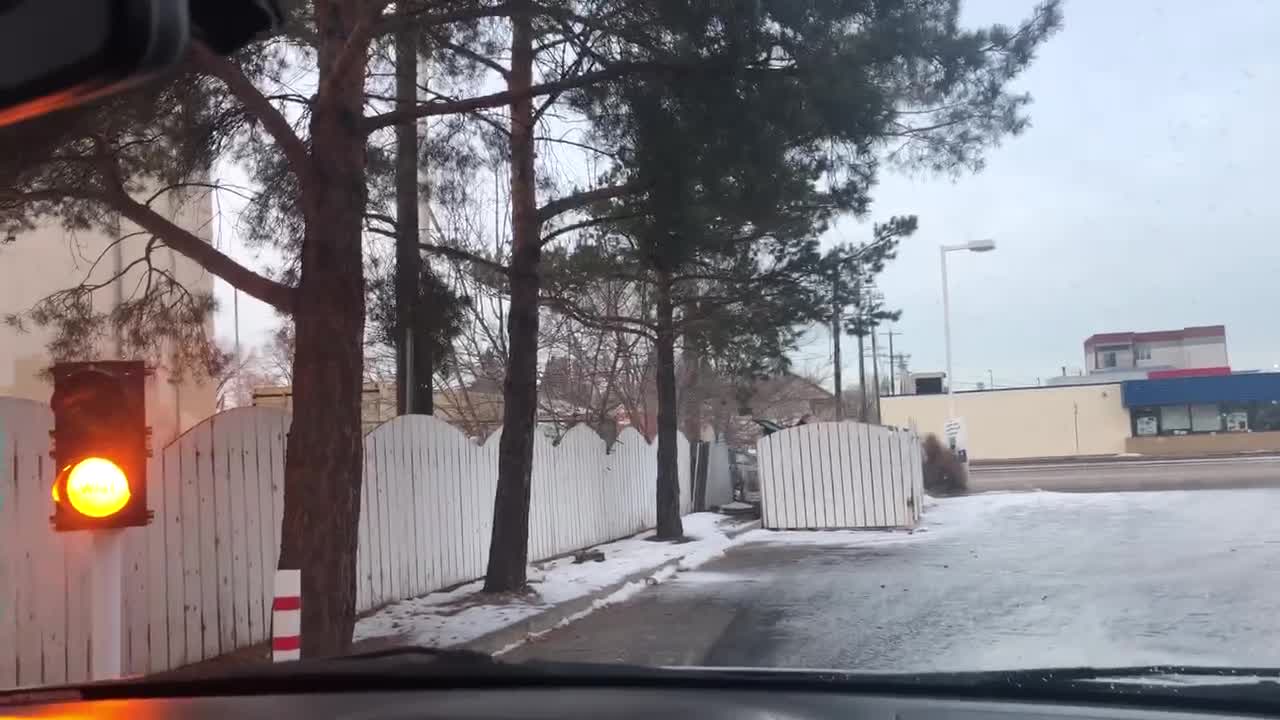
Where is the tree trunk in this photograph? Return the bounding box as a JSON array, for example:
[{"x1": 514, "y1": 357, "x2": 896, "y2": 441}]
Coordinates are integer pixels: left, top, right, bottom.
[
  {"x1": 654, "y1": 268, "x2": 684, "y2": 540},
  {"x1": 277, "y1": 8, "x2": 369, "y2": 658},
  {"x1": 680, "y1": 333, "x2": 703, "y2": 441},
  {"x1": 395, "y1": 24, "x2": 421, "y2": 415},
  {"x1": 414, "y1": 323, "x2": 434, "y2": 413},
  {"x1": 484, "y1": 1, "x2": 538, "y2": 593}
]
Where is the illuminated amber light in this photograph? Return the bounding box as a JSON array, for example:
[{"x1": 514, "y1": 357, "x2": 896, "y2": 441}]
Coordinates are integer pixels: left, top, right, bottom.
[{"x1": 64, "y1": 457, "x2": 130, "y2": 518}]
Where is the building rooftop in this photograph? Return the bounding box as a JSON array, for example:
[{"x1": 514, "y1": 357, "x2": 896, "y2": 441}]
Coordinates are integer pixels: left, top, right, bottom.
[{"x1": 1084, "y1": 325, "x2": 1225, "y2": 348}]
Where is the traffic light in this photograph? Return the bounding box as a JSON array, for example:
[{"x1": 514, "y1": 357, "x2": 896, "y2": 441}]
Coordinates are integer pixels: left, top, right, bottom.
[{"x1": 49, "y1": 361, "x2": 152, "y2": 531}]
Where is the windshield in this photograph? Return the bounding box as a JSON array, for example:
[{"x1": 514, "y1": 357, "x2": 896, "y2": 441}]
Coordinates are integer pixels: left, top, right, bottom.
[{"x1": 0, "y1": 0, "x2": 1276, "y2": 693}]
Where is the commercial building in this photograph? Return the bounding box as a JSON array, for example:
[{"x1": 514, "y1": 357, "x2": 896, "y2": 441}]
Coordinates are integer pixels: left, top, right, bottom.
[
  {"x1": 882, "y1": 324, "x2": 1280, "y2": 460},
  {"x1": 0, "y1": 192, "x2": 217, "y2": 446},
  {"x1": 1122, "y1": 372, "x2": 1280, "y2": 454},
  {"x1": 881, "y1": 383, "x2": 1131, "y2": 460}
]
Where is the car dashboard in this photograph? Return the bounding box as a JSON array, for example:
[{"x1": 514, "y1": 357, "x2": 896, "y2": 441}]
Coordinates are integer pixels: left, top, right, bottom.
[{"x1": 0, "y1": 685, "x2": 1270, "y2": 720}]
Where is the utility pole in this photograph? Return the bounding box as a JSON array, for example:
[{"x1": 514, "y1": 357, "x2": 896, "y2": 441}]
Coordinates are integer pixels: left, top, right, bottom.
[
  {"x1": 870, "y1": 328, "x2": 881, "y2": 422},
  {"x1": 832, "y1": 271, "x2": 844, "y2": 420},
  {"x1": 881, "y1": 328, "x2": 901, "y2": 396},
  {"x1": 856, "y1": 331, "x2": 867, "y2": 420},
  {"x1": 394, "y1": 23, "x2": 421, "y2": 415}
]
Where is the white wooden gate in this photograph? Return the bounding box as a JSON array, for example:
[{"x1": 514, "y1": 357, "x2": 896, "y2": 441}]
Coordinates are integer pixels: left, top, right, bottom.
[
  {"x1": 0, "y1": 399, "x2": 691, "y2": 688},
  {"x1": 757, "y1": 421, "x2": 923, "y2": 530}
]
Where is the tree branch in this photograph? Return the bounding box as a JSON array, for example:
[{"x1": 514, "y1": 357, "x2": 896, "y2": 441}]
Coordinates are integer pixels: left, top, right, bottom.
[
  {"x1": 190, "y1": 42, "x2": 313, "y2": 189},
  {"x1": 540, "y1": 294, "x2": 658, "y2": 339},
  {"x1": 420, "y1": 242, "x2": 509, "y2": 274},
  {"x1": 374, "y1": 1, "x2": 516, "y2": 37},
  {"x1": 539, "y1": 212, "x2": 638, "y2": 247},
  {"x1": 429, "y1": 32, "x2": 512, "y2": 79},
  {"x1": 110, "y1": 191, "x2": 298, "y2": 312},
  {"x1": 536, "y1": 181, "x2": 643, "y2": 225},
  {"x1": 362, "y1": 61, "x2": 658, "y2": 131}
]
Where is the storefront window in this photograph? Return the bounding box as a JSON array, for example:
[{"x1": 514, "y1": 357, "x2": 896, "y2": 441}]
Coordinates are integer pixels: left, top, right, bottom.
[
  {"x1": 1133, "y1": 408, "x2": 1159, "y2": 436},
  {"x1": 1131, "y1": 400, "x2": 1280, "y2": 436},
  {"x1": 1256, "y1": 401, "x2": 1280, "y2": 432},
  {"x1": 1222, "y1": 403, "x2": 1250, "y2": 432},
  {"x1": 1159, "y1": 404, "x2": 1191, "y2": 434},
  {"x1": 1190, "y1": 403, "x2": 1221, "y2": 432}
]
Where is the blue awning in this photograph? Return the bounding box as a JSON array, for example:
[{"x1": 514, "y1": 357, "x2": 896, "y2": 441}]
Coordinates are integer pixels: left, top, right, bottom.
[{"x1": 1122, "y1": 372, "x2": 1280, "y2": 408}]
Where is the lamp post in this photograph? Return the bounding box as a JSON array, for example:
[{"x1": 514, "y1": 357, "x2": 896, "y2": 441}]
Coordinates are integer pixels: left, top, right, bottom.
[{"x1": 940, "y1": 239, "x2": 996, "y2": 417}]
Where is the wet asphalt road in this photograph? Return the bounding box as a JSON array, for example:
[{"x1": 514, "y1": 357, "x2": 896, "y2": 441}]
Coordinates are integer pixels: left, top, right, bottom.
[{"x1": 504, "y1": 488, "x2": 1280, "y2": 671}]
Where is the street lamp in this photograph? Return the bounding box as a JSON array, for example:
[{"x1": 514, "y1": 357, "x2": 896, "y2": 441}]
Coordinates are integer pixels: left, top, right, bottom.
[{"x1": 940, "y1": 239, "x2": 996, "y2": 417}]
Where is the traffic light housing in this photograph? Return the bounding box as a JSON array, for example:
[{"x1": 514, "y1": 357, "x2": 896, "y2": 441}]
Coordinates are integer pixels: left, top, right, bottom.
[{"x1": 50, "y1": 361, "x2": 152, "y2": 531}]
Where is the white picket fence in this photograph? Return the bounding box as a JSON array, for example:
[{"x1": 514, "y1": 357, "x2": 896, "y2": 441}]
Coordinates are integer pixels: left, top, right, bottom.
[
  {"x1": 0, "y1": 398, "x2": 690, "y2": 688},
  {"x1": 757, "y1": 421, "x2": 923, "y2": 530}
]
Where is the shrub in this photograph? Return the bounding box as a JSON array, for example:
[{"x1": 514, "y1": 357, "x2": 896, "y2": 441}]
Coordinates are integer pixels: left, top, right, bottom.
[{"x1": 922, "y1": 433, "x2": 968, "y2": 496}]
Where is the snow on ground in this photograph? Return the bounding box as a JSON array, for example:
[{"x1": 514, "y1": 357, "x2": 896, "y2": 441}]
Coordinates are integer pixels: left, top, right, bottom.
[
  {"x1": 734, "y1": 491, "x2": 1043, "y2": 549},
  {"x1": 355, "y1": 491, "x2": 1150, "y2": 653},
  {"x1": 504, "y1": 489, "x2": 1280, "y2": 671},
  {"x1": 353, "y1": 512, "x2": 742, "y2": 648}
]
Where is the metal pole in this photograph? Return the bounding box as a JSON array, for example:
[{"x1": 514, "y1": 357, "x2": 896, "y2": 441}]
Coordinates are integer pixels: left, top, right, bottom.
[
  {"x1": 91, "y1": 529, "x2": 124, "y2": 680},
  {"x1": 941, "y1": 246, "x2": 955, "y2": 417},
  {"x1": 395, "y1": 22, "x2": 421, "y2": 415},
  {"x1": 885, "y1": 330, "x2": 896, "y2": 396},
  {"x1": 832, "y1": 273, "x2": 843, "y2": 420},
  {"x1": 856, "y1": 332, "x2": 867, "y2": 420},
  {"x1": 870, "y1": 328, "x2": 881, "y2": 421}
]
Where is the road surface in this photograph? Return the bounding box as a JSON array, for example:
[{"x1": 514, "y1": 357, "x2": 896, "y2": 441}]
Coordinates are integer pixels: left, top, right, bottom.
[
  {"x1": 970, "y1": 455, "x2": 1280, "y2": 493},
  {"x1": 505, "y1": 488, "x2": 1280, "y2": 671}
]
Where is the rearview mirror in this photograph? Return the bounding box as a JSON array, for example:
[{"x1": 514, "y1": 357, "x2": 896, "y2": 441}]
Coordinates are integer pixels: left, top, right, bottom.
[
  {"x1": 0, "y1": 0, "x2": 191, "y2": 127},
  {"x1": 0, "y1": 0, "x2": 282, "y2": 128}
]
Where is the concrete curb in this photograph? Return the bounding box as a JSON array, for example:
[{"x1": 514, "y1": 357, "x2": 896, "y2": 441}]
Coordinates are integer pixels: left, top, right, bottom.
[
  {"x1": 722, "y1": 518, "x2": 761, "y2": 538},
  {"x1": 467, "y1": 518, "x2": 761, "y2": 656}
]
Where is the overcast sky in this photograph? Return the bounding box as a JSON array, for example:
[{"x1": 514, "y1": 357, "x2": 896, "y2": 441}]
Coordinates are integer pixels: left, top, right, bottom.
[
  {"x1": 824, "y1": 0, "x2": 1280, "y2": 390},
  {"x1": 215, "y1": 0, "x2": 1280, "y2": 390}
]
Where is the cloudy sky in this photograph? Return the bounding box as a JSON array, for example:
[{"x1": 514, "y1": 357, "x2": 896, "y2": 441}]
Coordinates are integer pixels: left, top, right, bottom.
[
  {"x1": 215, "y1": 0, "x2": 1280, "y2": 390},
  {"x1": 827, "y1": 0, "x2": 1280, "y2": 390}
]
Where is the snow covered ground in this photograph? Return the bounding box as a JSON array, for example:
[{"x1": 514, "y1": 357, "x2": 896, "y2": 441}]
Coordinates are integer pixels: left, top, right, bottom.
[
  {"x1": 352, "y1": 495, "x2": 979, "y2": 653},
  {"x1": 507, "y1": 488, "x2": 1280, "y2": 671},
  {"x1": 353, "y1": 512, "x2": 746, "y2": 649},
  {"x1": 732, "y1": 492, "x2": 1028, "y2": 548}
]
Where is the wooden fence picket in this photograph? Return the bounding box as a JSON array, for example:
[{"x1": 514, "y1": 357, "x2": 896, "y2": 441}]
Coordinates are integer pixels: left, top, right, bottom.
[{"x1": 0, "y1": 401, "x2": 693, "y2": 686}]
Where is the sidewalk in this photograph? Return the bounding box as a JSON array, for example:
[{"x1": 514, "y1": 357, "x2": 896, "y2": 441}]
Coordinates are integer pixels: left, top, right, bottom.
[{"x1": 352, "y1": 512, "x2": 761, "y2": 655}]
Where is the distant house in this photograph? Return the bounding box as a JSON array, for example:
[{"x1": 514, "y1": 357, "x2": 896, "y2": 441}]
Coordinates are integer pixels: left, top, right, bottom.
[
  {"x1": 719, "y1": 374, "x2": 838, "y2": 449},
  {"x1": 1047, "y1": 325, "x2": 1230, "y2": 387},
  {"x1": 252, "y1": 383, "x2": 398, "y2": 435},
  {"x1": 252, "y1": 378, "x2": 617, "y2": 441},
  {"x1": 1086, "y1": 325, "x2": 1228, "y2": 375}
]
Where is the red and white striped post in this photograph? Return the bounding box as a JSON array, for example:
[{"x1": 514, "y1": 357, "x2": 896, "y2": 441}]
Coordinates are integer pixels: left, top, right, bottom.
[{"x1": 272, "y1": 569, "x2": 301, "y2": 662}]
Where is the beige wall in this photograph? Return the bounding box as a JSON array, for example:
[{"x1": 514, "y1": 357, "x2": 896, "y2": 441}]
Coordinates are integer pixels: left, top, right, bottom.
[
  {"x1": 0, "y1": 189, "x2": 216, "y2": 446},
  {"x1": 881, "y1": 383, "x2": 1131, "y2": 460}
]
